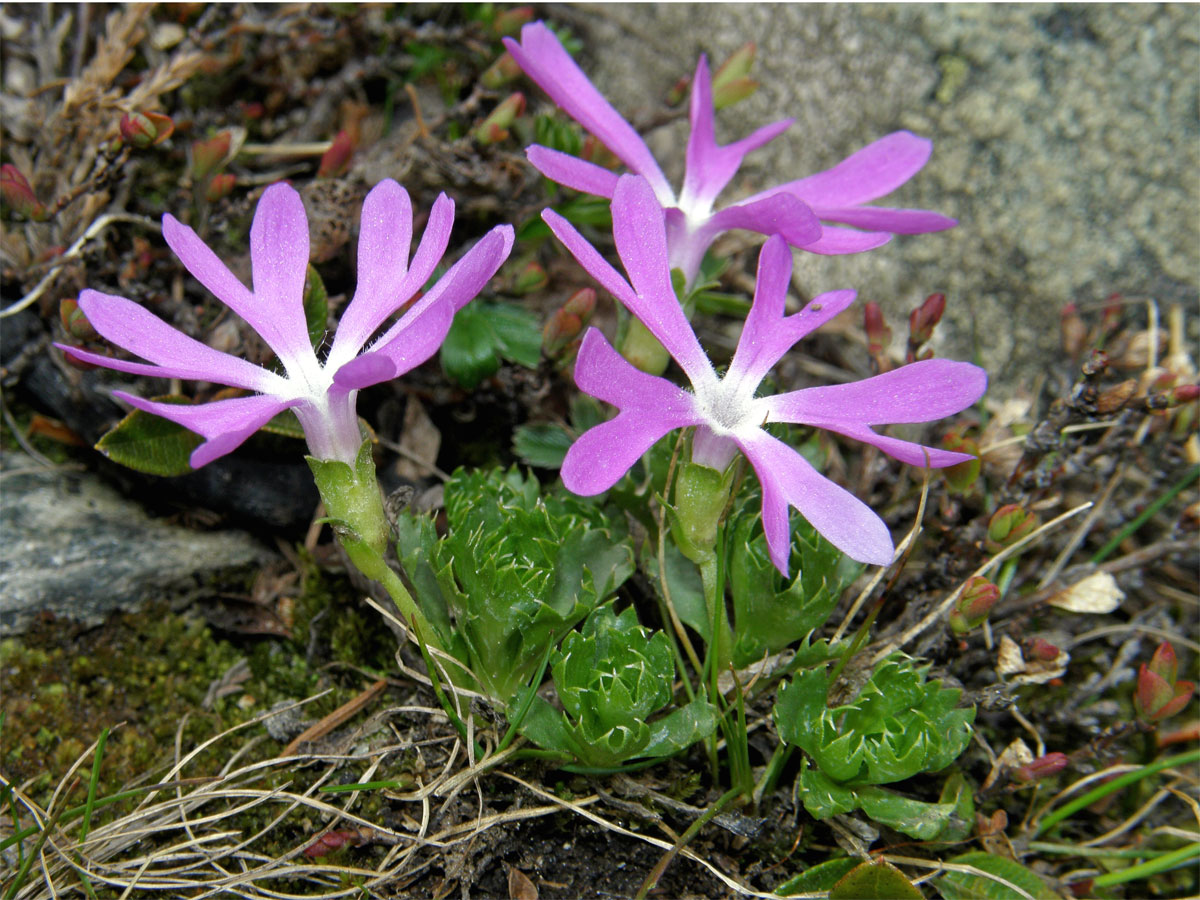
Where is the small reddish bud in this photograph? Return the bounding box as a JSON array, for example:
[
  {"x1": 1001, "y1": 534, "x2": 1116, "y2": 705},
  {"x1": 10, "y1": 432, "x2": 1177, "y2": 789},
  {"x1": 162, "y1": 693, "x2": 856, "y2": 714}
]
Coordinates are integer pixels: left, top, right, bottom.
[
  {"x1": 712, "y1": 76, "x2": 759, "y2": 111},
  {"x1": 1134, "y1": 660, "x2": 1194, "y2": 723},
  {"x1": 59, "y1": 298, "x2": 97, "y2": 340},
  {"x1": 666, "y1": 75, "x2": 691, "y2": 107},
  {"x1": 120, "y1": 111, "x2": 174, "y2": 148},
  {"x1": 986, "y1": 504, "x2": 1038, "y2": 553},
  {"x1": 712, "y1": 43, "x2": 758, "y2": 109},
  {"x1": 1025, "y1": 637, "x2": 1061, "y2": 662},
  {"x1": 492, "y1": 6, "x2": 534, "y2": 37},
  {"x1": 191, "y1": 131, "x2": 232, "y2": 181},
  {"x1": 1, "y1": 164, "x2": 47, "y2": 221},
  {"x1": 317, "y1": 130, "x2": 355, "y2": 178},
  {"x1": 941, "y1": 427, "x2": 981, "y2": 494},
  {"x1": 472, "y1": 93, "x2": 525, "y2": 145},
  {"x1": 512, "y1": 260, "x2": 547, "y2": 295},
  {"x1": 907, "y1": 292, "x2": 947, "y2": 361},
  {"x1": 543, "y1": 288, "x2": 596, "y2": 358},
  {"x1": 864, "y1": 301, "x2": 892, "y2": 355},
  {"x1": 1060, "y1": 302, "x2": 1088, "y2": 359},
  {"x1": 204, "y1": 173, "x2": 236, "y2": 203},
  {"x1": 240, "y1": 100, "x2": 266, "y2": 120},
  {"x1": 481, "y1": 51, "x2": 522, "y2": 89},
  {"x1": 581, "y1": 135, "x2": 620, "y2": 170},
  {"x1": 949, "y1": 576, "x2": 1000, "y2": 634},
  {"x1": 1147, "y1": 641, "x2": 1179, "y2": 686},
  {"x1": 1013, "y1": 752, "x2": 1069, "y2": 783},
  {"x1": 1170, "y1": 383, "x2": 1199, "y2": 405}
]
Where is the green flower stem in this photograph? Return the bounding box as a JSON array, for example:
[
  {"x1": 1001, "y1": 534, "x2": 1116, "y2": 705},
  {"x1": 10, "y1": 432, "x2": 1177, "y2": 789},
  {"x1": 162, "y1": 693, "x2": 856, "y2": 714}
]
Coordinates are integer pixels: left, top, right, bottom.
[
  {"x1": 1091, "y1": 841, "x2": 1200, "y2": 888},
  {"x1": 307, "y1": 442, "x2": 443, "y2": 655},
  {"x1": 1033, "y1": 748, "x2": 1200, "y2": 836}
]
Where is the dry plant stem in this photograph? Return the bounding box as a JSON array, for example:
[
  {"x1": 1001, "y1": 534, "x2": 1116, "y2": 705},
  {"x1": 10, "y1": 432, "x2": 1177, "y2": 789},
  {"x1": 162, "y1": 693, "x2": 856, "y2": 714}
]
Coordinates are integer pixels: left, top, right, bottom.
[
  {"x1": 882, "y1": 855, "x2": 1037, "y2": 900},
  {"x1": 1038, "y1": 464, "x2": 1124, "y2": 588},
  {"x1": 0, "y1": 214, "x2": 158, "y2": 319},
  {"x1": 280, "y1": 678, "x2": 388, "y2": 757},
  {"x1": 870, "y1": 501, "x2": 1094, "y2": 663}
]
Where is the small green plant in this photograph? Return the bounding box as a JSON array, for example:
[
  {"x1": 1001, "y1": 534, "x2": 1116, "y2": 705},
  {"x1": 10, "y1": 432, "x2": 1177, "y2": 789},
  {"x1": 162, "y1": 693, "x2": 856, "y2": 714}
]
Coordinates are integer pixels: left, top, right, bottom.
[
  {"x1": 394, "y1": 467, "x2": 635, "y2": 705},
  {"x1": 774, "y1": 654, "x2": 975, "y2": 838},
  {"x1": 517, "y1": 605, "x2": 717, "y2": 768}
]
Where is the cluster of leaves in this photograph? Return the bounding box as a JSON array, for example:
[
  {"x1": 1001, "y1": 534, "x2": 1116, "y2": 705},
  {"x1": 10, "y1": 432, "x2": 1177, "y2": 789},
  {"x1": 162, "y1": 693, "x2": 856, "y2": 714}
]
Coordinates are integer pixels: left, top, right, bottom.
[
  {"x1": 518, "y1": 605, "x2": 718, "y2": 768},
  {"x1": 394, "y1": 467, "x2": 634, "y2": 705},
  {"x1": 775, "y1": 654, "x2": 975, "y2": 839}
]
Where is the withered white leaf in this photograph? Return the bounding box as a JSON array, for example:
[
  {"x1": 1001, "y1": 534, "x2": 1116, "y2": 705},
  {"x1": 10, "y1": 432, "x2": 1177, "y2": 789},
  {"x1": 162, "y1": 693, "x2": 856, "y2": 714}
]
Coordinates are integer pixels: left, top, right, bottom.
[{"x1": 1048, "y1": 571, "x2": 1124, "y2": 614}]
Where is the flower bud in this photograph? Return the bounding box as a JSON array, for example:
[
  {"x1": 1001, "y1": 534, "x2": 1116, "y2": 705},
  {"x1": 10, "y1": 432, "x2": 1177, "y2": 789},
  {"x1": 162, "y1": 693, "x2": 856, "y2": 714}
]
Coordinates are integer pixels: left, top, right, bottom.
[
  {"x1": 986, "y1": 504, "x2": 1038, "y2": 553},
  {"x1": 59, "y1": 298, "x2": 97, "y2": 340},
  {"x1": 864, "y1": 302, "x2": 891, "y2": 352},
  {"x1": 666, "y1": 75, "x2": 690, "y2": 107},
  {"x1": 712, "y1": 42, "x2": 757, "y2": 111},
  {"x1": 472, "y1": 93, "x2": 525, "y2": 145},
  {"x1": 543, "y1": 288, "x2": 596, "y2": 359},
  {"x1": 949, "y1": 576, "x2": 1000, "y2": 634},
  {"x1": 713, "y1": 76, "x2": 758, "y2": 111},
  {"x1": 672, "y1": 461, "x2": 732, "y2": 563},
  {"x1": 317, "y1": 130, "x2": 355, "y2": 178},
  {"x1": 1013, "y1": 752, "x2": 1069, "y2": 783},
  {"x1": 909, "y1": 292, "x2": 946, "y2": 347},
  {"x1": 941, "y1": 427, "x2": 981, "y2": 493},
  {"x1": 481, "y1": 51, "x2": 522, "y2": 89},
  {"x1": 1025, "y1": 637, "x2": 1061, "y2": 662},
  {"x1": 492, "y1": 5, "x2": 533, "y2": 37},
  {"x1": 511, "y1": 259, "x2": 547, "y2": 294},
  {"x1": 204, "y1": 172, "x2": 236, "y2": 203},
  {"x1": 191, "y1": 131, "x2": 232, "y2": 181},
  {"x1": 1134, "y1": 644, "x2": 1195, "y2": 723},
  {"x1": 1, "y1": 164, "x2": 47, "y2": 221},
  {"x1": 581, "y1": 135, "x2": 620, "y2": 170},
  {"x1": 1060, "y1": 303, "x2": 1088, "y2": 359},
  {"x1": 1147, "y1": 641, "x2": 1179, "y2": 685},
  {"x1": 120, "y1": 111, "x2": 174, "y2": 148}
]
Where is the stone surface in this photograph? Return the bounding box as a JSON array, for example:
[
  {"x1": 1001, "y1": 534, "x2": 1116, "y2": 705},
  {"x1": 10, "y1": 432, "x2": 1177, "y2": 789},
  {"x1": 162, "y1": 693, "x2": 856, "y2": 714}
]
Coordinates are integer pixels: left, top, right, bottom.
[
  {"x1": 555, "y1": 4, "x2": 1198, "y2": 386},
  {"x1": 0, "y1": 454, "x2": 275, "y2": 634}
]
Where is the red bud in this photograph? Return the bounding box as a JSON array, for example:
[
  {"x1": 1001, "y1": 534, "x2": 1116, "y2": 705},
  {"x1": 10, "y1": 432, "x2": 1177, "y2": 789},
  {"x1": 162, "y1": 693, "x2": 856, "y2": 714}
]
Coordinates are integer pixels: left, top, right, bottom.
[
  {"x1": 1, "y1": 164, "x2": 47, "y2": 221},
  {"x1": 59, "y1": 298, "x2": 97, "y2": 340},
  {"x1": 204, "y1": 173, "x2": 236, "y2": 203},
  {"x1": 317, "y1": 130, "x2": 355, "y2": 178},
  {"x1": 1013, "y1": 752, "x2": 1069, "y2": 782},
  {"x1": 191, "y1": 132, "x2": 233, "y2": 181}
]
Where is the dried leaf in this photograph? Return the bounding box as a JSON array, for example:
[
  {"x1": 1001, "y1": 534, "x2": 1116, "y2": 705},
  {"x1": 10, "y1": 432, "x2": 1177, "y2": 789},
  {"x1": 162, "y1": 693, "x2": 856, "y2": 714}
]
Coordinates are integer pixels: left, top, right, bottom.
[
  {"x1": 995, "y1": 636, "x2": 1070, "y2": 686},
  {"x1": 1047, "y1": 572, "x2": 1124, "y2": 614},
  {"x1": 507, "y1": 865, "x2": 538, "y2": 900}
]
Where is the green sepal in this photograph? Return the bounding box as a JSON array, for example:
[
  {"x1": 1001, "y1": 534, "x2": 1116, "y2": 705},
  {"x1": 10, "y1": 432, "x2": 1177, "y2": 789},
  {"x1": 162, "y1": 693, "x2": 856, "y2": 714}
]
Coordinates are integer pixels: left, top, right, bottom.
[{"x1": 306, "y1": 439, "x2": 388, "y2": 556}]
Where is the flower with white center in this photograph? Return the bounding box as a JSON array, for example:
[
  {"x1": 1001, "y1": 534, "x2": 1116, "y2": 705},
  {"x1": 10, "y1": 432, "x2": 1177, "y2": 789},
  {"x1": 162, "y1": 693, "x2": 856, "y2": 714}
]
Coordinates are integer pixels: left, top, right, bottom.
[
  {"x1": 544, "y1": 175, "x2": 985, "y2": 574},
  {"x1": 58, "y1": 180, "x2": 513, "y2": 468},
  {"x1": 505, "y1": 21, "x2": 955, "y2": 283}
]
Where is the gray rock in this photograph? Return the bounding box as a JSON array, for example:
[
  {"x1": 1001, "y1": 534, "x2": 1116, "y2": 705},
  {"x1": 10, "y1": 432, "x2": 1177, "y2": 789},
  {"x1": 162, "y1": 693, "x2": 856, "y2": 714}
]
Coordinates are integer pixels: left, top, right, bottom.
[
  {"x1": 553, "y1": 4, "x2": 1198, "y2": 386},
  {"x1": 0, "y1": 454, "x2": 275, "y2": 634}
]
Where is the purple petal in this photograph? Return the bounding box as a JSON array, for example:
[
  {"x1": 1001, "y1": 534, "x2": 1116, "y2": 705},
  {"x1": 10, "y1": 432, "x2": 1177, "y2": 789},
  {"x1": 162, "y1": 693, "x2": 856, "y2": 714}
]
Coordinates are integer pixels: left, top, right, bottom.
[
  {"x1": 771, "y1": 131, "x2": 935, "y2": 207},
  {"x1": 403, "y1": 192, "x2": 455, "y2": 293},
  {"x1": 609, "y1": 176, "x2": 713, "y2": 381},
  {"x1": 336, "y1": 301, "x2": 454, "y2": 387},
  {"x1": 504, "y1": 23, "x2": 674, "y2": 203},
  {"x1": 680, "y1": 55, "x2": 792, "y2": 212},
  {"x1": 697, "y1": 193, "x2": 822, "y2": 249},
  {"x1": 162, "y1": 213, "x2": 294, "y2": 355},
  {"x1": 327, "y1": 180, "x2": 415, "y2": 364},
  {"x1": 725, "y1": 239, "x2": 856, "y2": 389},
  {"x1": 819, "y1": 424, "x2": 976, "y2": 468},
  {"x1": 542, "y1": 209, "x2": 639, "y2": 306},
  {"x1": 64, "y1": 290, "x2": 282, "y2": 392},
  {"x1": 562, "y1": 329, "x2": 702, "y2": 494},
  {"x1": 365, "y1": 225, "x2": 513, "y2": 368},
  {"x1": 736, "y1": 429, "x2": 895, "y2": 574},
  {"x1": 247, "y1": 183, "x2": 316, "y2": 365},
  {"x1": 766, "y1": 359, "x2": 988, "y2": 425},
  {"x1": 792, "y1": 225, "x2": 893, "y2": 255},
  {"x1": 814, "y1": 205, "x2": 956, "y2": 234},
  {"x1": 527, "y1": 146, "x2": 620, "y2": 198},
  {"x1": 114, "y1": 391, "x2": 296, "y2": 469}
]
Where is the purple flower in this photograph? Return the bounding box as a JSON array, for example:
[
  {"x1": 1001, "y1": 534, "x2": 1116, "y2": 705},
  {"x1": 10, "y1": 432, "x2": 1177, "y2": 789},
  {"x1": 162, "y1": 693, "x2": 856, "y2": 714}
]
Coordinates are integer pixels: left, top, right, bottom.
[
  {"x1": 58, "y1": 180, "x2": 513, "y2": 468},
  {"x1": 544, "y1": 175, "x2": 985, "y2": 574},
  {"x1": 505, "y1": 22, "x2": 955, "y2": 283}
]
